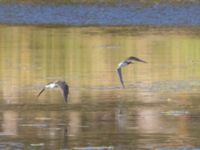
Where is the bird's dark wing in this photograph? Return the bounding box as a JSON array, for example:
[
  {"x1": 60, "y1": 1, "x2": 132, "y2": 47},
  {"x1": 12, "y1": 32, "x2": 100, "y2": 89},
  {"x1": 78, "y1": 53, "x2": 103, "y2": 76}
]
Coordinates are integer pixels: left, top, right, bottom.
[
  {"x1": 127, "y1": 56, "x2": 147, "y2": 63},
  {"x1": 58, "y1": 82, "x2": 69, "y2": 103},
  {"x1": 37, "y1": 88, "x2": 46, "y2": 98},
  {"x1": 117, "y1": 67, "x2": 125, "y2": 88}
]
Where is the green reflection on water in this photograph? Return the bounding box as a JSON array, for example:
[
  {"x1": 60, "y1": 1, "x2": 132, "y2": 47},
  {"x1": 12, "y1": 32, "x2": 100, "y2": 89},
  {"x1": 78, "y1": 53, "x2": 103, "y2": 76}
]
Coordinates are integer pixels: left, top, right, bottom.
[{"x1": 0, "y1": 26, "x2": 200, "y2": 149}]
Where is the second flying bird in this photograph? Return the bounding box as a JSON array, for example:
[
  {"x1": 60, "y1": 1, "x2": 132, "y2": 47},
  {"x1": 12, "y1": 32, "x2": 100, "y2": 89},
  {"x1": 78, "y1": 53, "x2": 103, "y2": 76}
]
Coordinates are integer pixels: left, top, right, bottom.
[{"x1": 117, "y1": 56, "x2": 147, "y2": 88}]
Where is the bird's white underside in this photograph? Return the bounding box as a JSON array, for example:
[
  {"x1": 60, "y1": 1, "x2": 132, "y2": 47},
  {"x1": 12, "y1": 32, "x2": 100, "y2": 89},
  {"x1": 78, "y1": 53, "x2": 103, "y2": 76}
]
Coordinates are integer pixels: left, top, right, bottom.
[
  {"x1": 46, "y1": 83, "x2": 57, "y2": 88},
  {"x1": 117, "y1": 61, "x2": 131, "y2": 69}
]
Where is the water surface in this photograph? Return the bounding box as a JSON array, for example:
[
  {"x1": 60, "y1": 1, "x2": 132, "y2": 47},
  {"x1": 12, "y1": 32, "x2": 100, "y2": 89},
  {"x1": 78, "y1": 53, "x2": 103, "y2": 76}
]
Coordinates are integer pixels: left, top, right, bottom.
[
  {"x1": 0, "y1": 3, "x2": 200, "y2": 26},
  {"x1": 0, "y1": 26, "x2": 200, "y2": 149}
]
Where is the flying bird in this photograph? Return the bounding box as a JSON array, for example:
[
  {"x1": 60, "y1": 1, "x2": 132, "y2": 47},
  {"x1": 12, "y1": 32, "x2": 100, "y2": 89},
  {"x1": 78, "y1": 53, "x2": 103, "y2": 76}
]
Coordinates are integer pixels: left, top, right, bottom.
[
  {"x1": 37, "y1": 80, "x2": 69, "y2": 103},
  {"x1": 117, "y1": 56, "x2": 147, "y2": 88}
]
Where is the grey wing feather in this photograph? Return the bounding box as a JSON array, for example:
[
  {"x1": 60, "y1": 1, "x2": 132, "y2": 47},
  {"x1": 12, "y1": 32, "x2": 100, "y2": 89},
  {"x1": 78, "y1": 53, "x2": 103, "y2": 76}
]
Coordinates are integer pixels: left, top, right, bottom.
[
  {"x1": 117, "y1": 67, "x2": 125, "y2": 88},
  {"x1": 59, "y1": 83, "x2": 69, "y2": 103},
  {"x1": 127, "y1": 56, "x2": 147, "y2": 63},
  {"x1": 37, "y1": 88, "x2": 45, "y2": 97}
]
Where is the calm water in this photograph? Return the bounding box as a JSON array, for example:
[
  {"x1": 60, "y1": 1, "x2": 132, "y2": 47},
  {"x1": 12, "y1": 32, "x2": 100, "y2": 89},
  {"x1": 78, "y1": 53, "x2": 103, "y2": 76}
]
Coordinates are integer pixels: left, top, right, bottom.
[
  {"x1": 0, "y1": 26, "x2": 200, "y2": 149},
  {"x1": 0, "y1": 3, "x2": 200, "y2": 26}
]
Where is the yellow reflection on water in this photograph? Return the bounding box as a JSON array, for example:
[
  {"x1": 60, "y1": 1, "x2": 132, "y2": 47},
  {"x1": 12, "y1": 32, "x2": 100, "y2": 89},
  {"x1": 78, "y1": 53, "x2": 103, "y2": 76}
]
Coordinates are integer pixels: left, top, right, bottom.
[
  {"x1": 0, "y1": 26, "x2": 200, "y2": 104},
  {"x1": 0, "y1": 26, "x2": 200, "y2": 103}
]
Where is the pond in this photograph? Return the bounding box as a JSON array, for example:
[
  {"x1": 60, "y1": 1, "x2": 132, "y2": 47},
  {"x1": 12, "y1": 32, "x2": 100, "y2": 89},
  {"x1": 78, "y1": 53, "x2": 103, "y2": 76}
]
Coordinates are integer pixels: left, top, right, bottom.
[{"x1": 0, "y1": 26, "x2": 200, "y2": 149}]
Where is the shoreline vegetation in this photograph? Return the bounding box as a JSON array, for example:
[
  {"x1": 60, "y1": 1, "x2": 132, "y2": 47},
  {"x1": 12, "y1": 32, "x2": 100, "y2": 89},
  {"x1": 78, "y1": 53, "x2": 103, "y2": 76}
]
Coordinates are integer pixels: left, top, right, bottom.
[{"x1": 1, "y1": 24, "x2": 200, "y2": 36}]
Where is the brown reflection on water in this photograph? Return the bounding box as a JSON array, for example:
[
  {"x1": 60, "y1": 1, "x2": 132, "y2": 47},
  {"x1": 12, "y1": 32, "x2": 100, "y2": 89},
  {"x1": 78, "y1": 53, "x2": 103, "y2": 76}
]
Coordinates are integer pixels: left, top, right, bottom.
[
  {"x1": 0, "y1": 111, "x2": 18, "y2": 136},
  {"x1": 0, "y1": 26, "x2": 200, "y2": 149},
  {"x1": 68, "y1": 111, "x2": 81, "y2": 136}
]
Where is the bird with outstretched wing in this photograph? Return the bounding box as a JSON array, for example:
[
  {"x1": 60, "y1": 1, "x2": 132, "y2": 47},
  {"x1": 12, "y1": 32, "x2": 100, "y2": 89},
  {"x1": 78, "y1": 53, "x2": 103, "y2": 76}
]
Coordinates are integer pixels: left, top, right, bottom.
[
  {"x1": 117, "y1": 56, "x2": 147, "y2": 88},
  {"x1": 37, "y1": 80, "x2": 69, "y2": 103}
]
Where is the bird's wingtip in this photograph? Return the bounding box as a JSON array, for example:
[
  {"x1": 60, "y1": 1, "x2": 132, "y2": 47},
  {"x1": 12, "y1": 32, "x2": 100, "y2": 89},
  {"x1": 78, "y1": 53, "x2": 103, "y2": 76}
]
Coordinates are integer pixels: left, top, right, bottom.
[
  {"x1": 138, "y1": 58, "x2": 147, "y2": 63},
  {"x1": 63, "y1": 96, "x2": 68, "y2": 103}
]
